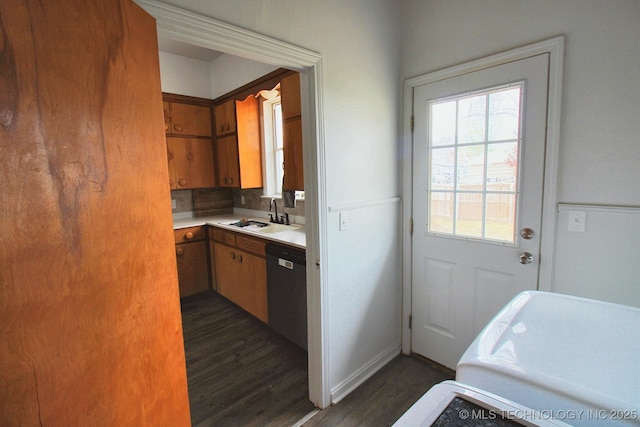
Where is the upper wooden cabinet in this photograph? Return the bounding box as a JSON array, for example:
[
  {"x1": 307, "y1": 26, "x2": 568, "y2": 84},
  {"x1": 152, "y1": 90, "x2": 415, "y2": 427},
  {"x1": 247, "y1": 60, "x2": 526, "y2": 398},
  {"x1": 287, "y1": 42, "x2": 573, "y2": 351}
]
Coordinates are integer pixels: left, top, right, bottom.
[
  {"x1": 214, "y1": 95, "x2": 263, "y2": 189},
  {"x1": 214, "y1": 99, "x2": 237, "y2": 136},
  {"x1": 280, "y1": 72, "x2": 304, "y2": 191},
  {"x1": 216, "y1": 135, "x2": 241, "y2": 187},
  {"x1": 163, "y1": 93, "x2": 217, "y2": 189},
  {"x1": 280, "y1": 72, "x2": 302, "y2": 120},
  {"x1": 164, "y1": 97, "x2": 213, "y2": 137},
  {"x1": 167, "y1": 137, "x2": 217, "y2": 189}
]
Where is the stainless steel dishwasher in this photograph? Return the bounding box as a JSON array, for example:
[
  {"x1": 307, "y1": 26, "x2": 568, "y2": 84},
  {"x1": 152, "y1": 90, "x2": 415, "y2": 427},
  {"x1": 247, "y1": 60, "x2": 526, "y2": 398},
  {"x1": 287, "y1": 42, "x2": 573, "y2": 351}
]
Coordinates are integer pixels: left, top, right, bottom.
[{"x1": 265, "y1": 243, "x2": 307, "y2": 350}]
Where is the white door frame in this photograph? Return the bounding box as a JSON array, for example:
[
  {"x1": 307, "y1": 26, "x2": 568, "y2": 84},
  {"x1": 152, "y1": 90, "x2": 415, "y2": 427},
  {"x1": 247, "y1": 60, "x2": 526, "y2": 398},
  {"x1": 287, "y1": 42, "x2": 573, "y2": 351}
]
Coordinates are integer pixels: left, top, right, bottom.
[
  {"x1": 135, "y1": 0, "x2": 331, "y2": 408},
  {"x1": 401, "y1": 36, "x2": 565, "y2": 355}
]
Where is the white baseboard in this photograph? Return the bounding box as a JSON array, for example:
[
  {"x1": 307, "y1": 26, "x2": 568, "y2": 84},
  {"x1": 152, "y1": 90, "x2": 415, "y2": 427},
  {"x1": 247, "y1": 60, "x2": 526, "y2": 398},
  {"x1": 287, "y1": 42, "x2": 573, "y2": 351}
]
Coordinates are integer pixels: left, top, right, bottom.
[{"x1": 330, "y1": 343, "x2": 401, "y2": 404}]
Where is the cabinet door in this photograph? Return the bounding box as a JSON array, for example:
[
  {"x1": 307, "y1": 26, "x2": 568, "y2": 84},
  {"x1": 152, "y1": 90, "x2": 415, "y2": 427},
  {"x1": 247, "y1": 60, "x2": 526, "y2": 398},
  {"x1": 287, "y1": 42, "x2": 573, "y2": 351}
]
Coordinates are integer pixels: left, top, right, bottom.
[
  {"x1": 213, "y1": 242, "x2": 242, "y2": 304},
  {"x1": 240, "y1": 252, "x2": 268, "y2": 323},
  {"x1": 235, "y1": 96, "x2": 263, "y2": 188},
  {"x1": 167, "y1": 137, "x2": 216, "y2": 189},
  {"x1": 216, "y1": 135, "x2": 240, "y2": 188},
  {"x1": 175, "y1": 241, "x2": 209, "y2": 297},
  {"x1": 283, "y1": 118, "x2": 304, "y2": 191},
  {"x1": 280, "y1": 72, "x2": 301, "y2": 120},
  {"x1": 169, "y1": 103, "x2": 212, "y2": 137},
  {"x1": 214, "y1": 99, "x2": 236, "y2": 136},
  {"x1": 213, "y1": 242, "x2": 267, "y2": 323},
  {"x1": 163, "y1": 101, "x2": 171, "y2": 133}
]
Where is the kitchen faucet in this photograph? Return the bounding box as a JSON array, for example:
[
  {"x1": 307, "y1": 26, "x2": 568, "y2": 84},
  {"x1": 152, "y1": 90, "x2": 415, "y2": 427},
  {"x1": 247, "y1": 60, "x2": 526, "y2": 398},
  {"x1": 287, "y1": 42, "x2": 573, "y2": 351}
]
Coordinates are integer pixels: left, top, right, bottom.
[{"x1": 270, "y1": 198, "x2": 279, "y2": 223}]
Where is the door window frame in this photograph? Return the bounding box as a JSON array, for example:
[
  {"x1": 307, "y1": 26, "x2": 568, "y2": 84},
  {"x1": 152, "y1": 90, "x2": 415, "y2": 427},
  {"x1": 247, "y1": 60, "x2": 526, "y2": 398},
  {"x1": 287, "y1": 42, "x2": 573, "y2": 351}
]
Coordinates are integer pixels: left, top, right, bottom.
[{"x1": 401, "y1": 36, "x2": 565, "y2": 354}]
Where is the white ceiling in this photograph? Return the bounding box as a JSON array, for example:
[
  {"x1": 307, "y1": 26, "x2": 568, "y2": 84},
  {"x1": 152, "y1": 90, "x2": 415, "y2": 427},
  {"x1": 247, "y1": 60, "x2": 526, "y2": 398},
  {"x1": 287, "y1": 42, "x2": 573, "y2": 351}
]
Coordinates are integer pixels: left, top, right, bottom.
[{"x1": 157, "y1": 35, "x2": 223, "y2": 62}]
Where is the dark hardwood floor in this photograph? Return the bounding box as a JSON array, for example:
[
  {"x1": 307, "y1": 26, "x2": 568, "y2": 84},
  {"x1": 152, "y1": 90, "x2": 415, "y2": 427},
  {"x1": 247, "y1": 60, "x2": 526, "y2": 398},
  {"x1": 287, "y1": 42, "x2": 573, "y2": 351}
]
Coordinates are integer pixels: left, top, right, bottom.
[
  {"x1": 181, "y1": 291, "x2": 314, "y2": 426},
  {"x1": 180, "y1": 291, "x2": 454, "y2": 427}
]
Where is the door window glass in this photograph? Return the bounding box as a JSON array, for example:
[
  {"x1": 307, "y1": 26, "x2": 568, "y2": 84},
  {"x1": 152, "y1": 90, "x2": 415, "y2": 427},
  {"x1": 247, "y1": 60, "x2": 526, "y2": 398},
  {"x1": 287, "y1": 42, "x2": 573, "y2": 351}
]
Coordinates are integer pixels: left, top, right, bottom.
[{"x1": 427, "y1": 84, "x2": 523, "y2": 243}]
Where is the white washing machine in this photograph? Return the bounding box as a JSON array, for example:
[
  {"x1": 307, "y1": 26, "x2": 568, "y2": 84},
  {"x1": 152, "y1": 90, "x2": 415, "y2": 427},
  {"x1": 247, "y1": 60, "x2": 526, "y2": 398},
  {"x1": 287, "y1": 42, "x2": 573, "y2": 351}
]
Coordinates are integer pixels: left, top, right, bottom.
[{"x1": 395, "y1": 291, "x2": 640, "y2": 426}]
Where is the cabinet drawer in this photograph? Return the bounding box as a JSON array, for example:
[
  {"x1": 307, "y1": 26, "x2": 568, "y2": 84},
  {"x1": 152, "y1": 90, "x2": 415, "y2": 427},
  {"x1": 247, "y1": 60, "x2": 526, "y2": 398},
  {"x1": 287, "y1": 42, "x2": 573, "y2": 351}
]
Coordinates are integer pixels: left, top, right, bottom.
[
  {"x1": 236, "y1": 235, "x2": 266, "y2": 257},
  {"x1": 174, "y1": 226, "x2": 205, "y2": 243},
  {"x1": 211, "y1": 228, "x2": 237, "y2": 246}
]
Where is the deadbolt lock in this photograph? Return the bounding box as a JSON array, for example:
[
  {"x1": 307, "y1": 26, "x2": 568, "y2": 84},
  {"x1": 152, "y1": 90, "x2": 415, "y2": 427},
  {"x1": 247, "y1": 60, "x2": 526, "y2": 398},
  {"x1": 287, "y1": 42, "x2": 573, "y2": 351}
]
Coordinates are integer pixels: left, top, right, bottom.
[{"x1": 520, "y1": 228, "x2": 534, "y2": 240}]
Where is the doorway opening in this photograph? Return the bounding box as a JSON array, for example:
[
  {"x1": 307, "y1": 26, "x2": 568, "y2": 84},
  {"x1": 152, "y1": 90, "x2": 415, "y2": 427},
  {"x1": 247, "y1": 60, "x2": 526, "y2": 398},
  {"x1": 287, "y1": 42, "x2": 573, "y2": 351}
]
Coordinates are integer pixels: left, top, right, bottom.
[{"x1": 136, "y1": 0, "x2": 329, "y2": 408}]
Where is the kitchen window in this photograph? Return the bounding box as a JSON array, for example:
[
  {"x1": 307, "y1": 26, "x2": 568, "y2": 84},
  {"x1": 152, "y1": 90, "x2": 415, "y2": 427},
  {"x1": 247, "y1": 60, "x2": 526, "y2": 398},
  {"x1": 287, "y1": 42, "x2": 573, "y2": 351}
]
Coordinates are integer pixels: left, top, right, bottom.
[{"x1": 262, "y1": 96, "x2": 284, "y2": 197}]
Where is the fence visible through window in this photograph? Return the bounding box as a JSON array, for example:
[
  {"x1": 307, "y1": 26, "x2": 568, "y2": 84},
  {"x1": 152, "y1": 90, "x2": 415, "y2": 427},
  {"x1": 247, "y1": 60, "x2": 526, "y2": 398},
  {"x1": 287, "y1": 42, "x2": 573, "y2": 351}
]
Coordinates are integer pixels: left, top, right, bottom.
[{"x1": 427, "y1": 83, "x2": 523, "y2": 243}]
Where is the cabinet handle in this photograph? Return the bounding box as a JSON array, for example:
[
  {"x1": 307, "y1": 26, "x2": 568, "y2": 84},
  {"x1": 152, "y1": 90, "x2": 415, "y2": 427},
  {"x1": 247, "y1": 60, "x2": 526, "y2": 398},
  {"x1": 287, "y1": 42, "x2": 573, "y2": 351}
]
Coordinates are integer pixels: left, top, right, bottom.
[
  {"x1": 178, "y1": 179, "x2": 187, "y2": 186},
  {"x1": 225, "y1": 123, "x2": 230, "y2": 131},
  {"x1": 230, "y1": 252, "x2": 236, "y2": 260},
  {"x1": 184, "y1": 231, "x2": 194, "y2": 240},
  {"x1": 220, "y1": 125, "x2": 225, "y2": 133},
  {"x1": 238, "y1": 254, "x2": 243, "y2": 263},
  {"x1": 173, "y1": 124, "x2": 183, "y2": 132},
  {"x1": 228, "y1": 177, "x2": 233, "y2": 184},
  {"x1": 176, "y1": 247, "x2": 184, "y2": 256}
]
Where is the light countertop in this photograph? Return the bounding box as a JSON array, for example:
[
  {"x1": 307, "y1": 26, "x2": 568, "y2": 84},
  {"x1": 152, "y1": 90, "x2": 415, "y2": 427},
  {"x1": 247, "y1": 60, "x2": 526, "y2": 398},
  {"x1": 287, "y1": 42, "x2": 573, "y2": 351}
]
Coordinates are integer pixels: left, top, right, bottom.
[{"x1": 173, "y1": 212, "x2": 306, "y2": 250}]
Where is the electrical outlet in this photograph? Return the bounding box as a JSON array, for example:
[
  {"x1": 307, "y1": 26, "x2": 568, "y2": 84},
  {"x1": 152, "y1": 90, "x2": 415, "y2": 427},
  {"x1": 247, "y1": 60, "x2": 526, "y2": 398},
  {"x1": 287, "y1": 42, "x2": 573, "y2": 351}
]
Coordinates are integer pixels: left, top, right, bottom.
[{"x1": 568, "y1": 210, "x2": 586, "y2": 232}]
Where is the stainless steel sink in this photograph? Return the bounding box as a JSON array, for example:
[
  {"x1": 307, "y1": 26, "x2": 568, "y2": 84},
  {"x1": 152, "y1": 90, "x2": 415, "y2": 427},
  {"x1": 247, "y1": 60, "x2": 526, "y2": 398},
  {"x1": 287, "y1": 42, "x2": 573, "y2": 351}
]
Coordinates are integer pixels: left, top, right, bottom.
[{"x1": 226, "y1": 219, "x2": 269, "y2": 228}]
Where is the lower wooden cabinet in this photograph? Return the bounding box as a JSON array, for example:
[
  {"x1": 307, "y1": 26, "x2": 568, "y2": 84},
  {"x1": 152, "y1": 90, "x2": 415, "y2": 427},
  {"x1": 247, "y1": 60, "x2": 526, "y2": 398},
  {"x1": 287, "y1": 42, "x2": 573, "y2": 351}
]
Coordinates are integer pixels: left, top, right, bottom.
[
  {"x1": 211, "y1": 228, "x2": 268, "y2": 322},
  {"x1": 174, "y1": 226, "x2": 210, "y2": 297}
]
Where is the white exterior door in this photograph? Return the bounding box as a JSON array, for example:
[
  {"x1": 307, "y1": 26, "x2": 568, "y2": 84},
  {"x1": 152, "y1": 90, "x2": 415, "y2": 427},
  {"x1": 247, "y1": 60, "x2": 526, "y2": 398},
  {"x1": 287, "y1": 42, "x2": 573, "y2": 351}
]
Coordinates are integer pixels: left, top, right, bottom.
[{"x1": 411, "y1": 54, "x2": 550, "y2": 369}]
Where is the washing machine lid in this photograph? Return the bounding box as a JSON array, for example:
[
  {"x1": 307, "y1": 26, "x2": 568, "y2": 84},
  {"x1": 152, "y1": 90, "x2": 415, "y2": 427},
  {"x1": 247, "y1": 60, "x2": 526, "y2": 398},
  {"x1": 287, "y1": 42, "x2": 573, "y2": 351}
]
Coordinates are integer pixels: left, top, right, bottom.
[
  {"x1": 457, "y1": 291, "x2": 640, "y2": 425},
  {"x1": 393, "y1": 380, "x2": 571, "y2": 427}
]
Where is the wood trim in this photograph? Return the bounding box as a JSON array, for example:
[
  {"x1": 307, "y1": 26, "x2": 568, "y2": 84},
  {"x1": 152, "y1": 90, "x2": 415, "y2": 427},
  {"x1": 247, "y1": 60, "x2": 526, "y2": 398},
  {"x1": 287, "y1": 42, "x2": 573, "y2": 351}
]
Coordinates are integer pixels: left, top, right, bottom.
[
  {"x1": 136, "y1": 0, "x2": 330, "y2": 408},
  {"x1": 213, "y1": 68, "x2": 296, "y2": 105},
  {"x1": 163, "y1": 92, "x2": 214, "y2": 107}
]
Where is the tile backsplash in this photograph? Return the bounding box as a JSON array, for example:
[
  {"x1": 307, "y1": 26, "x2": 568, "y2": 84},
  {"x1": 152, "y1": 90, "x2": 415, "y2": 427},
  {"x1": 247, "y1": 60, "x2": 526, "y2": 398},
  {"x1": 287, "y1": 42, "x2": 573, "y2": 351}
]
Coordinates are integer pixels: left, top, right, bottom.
[
  {"x1": 171, "y1": 188, "x2": 305, "y2": 219},
  {"x1": 171, "y1": 189, "x2": 194, "y2": 213}
]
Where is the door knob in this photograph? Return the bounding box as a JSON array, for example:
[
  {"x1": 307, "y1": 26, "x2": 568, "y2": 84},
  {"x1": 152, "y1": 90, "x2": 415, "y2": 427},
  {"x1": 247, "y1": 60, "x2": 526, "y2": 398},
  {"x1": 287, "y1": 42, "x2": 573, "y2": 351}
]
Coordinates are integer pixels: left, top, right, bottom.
[
  {"x1": 519, "y1": 252, "x2": 534, "y2": 264},
  {"x1": 520, "y1": 228, "x2": 534, "y2": 240}
]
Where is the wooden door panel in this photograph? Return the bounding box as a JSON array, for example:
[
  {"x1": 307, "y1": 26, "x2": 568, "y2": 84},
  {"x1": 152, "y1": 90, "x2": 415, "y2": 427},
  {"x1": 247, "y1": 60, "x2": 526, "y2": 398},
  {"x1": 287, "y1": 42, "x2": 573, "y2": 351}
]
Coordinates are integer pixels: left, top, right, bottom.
[
  {"x1": 168, "y1": 137, "x2": 216, "y2": 189},
  {"x1": 281, "y1": 72, "x2": 302, "y2": 119},
  {"x1": 176, "y1": 241, "x2": 210, "y2": 297},
  {"x1": 214, "y1": 242, "x2": 241, "y2": 304},
  {"x1": 236, "y1": 96, "x2": 263, "y2": 188},
  {"x1": 0, "y1": 1, "x2": 191, "y2": 425},
  {"x1": 242, "y1": 254, "x2": 268, "y2": 322},
  {"x1": 170, "y1": 102, "x2": 212, "y2": 136},
  {"x1": 214, "y1": 99, "x2": 236, "y2": 136},
  {"x1": 283, "y1": 118, "x2": 305, "y2": 191}
]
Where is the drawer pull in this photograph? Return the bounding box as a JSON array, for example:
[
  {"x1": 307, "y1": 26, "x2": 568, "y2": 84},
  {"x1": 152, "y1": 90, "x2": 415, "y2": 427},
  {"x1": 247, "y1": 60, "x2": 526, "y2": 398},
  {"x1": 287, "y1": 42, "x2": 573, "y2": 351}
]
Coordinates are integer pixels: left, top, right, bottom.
[
  {"x1": 185, "y1": 231, "x2": 194, "y2": 240},
  {"x1": 173, "y1": 124, "x2": 183, "y2": 132},
  {"x1": 176, "y1": 247, "x2": 184, "y2": 256}
]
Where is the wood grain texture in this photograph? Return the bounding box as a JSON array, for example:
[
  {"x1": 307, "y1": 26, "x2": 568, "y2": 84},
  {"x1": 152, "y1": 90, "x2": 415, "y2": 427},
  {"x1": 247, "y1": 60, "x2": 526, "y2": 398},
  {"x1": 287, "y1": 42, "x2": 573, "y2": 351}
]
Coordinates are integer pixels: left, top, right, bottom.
[{"x1": 0, "y1": 1, "x2": 190, "y2": 425}]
